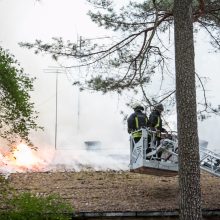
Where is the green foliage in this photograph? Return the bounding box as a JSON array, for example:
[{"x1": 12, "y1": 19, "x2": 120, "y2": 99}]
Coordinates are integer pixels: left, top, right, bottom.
[
  {"x1": 0, "y1": 46, "x2": 41, "y2": 146},
  {"x1": 3, "y1": 193, "x2": 73, "y2": 220},
  {"x1": 87, "y1": 74, "x2": 151, "y2": 93},
  {"x1": 0, "y1": 176, "x2": 73, "y2": 220},
  {"x1": 0, "y1": 175, "x2": 13, "y2": 204}
]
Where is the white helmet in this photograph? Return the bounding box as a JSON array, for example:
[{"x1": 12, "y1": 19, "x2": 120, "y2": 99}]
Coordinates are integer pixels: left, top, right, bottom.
[{"x1": 132, "y1": 103, "x2": 144, "y2": 111}]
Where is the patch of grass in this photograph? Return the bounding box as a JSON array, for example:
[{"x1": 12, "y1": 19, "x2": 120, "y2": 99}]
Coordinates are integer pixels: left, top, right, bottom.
[{"x1": 0, "y1": 175, "x2": 73, "y2": 220}]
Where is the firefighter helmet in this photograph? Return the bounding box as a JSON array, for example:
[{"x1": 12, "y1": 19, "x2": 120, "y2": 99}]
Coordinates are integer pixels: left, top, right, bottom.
[
  {"x1": 132, "y1": 103, "x2": 144, "y2": 111},
  {"x1": 155, "y1": 103, "x2": 164, "y2": 112}
]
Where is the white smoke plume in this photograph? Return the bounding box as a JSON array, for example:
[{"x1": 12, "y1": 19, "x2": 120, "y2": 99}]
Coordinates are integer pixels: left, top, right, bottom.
[{"x1": 0, "y1": 76, "x2": 130, "y2": 174}]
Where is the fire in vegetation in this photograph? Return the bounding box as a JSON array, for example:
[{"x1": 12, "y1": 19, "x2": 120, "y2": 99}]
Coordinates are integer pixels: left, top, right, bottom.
[{"x1": 0, "y1": 143, "x2": 46, "y2": 173}]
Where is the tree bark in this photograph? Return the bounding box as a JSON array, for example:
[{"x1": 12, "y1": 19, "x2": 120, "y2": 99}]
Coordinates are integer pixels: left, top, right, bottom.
[{"x1": 174, "y1": 1, "x2": 202, "y2": 220}]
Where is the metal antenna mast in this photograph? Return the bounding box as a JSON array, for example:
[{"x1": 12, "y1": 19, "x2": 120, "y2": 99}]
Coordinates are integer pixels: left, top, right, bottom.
[
  {"x1": 42, "y1": 34, "x2": 111, "y2": 147},
  {"x1": 75, "y1": 35, "x2": 110, "y2": 133},
  {"x1": 55, "y1": 72, "x2": 58, "y2": 150},
  {"x1": 43, "y1": 67, "x2": 65, "y2": 150}
]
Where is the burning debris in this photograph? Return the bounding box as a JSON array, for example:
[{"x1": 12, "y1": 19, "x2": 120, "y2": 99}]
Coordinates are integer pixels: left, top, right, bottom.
[
  {"x1": 0, "y1": 143, "x2": 47, "y2": 174},
  {"x1": 0, "y1": 142, "x2": 130, "y2": 175}
]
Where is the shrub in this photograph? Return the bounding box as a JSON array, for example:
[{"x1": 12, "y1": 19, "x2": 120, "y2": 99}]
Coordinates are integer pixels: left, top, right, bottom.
[{"x1": 0, "y1": 176, "x2": 73, "y2": 220}]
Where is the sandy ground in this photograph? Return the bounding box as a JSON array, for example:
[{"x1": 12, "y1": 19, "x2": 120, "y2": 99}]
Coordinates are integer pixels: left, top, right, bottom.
[{"x1": 8, "y1": 171, "x2": 220, "y2": 212}]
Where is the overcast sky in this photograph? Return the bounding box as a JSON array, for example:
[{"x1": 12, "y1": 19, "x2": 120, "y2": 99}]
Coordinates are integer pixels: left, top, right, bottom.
[{"x1": 0, "y1": 0, "x2": 220, "y2": 157}]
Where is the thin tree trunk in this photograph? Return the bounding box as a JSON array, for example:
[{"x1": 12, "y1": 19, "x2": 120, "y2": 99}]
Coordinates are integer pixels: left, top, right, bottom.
[{"x1": 174, "y1": 0, "x2": 202, "y2": 219}]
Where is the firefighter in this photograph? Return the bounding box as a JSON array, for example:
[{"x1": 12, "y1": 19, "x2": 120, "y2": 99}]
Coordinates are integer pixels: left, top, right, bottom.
[
  {"x1": 147, "y1": 103, "x2": 167, "y2": 133},
  {"x1": 147, "y1": 103, "x2": 167, "y2": 160},
  {"x1": 127, "y1": 103, "x2": 148, "y2": 143}
]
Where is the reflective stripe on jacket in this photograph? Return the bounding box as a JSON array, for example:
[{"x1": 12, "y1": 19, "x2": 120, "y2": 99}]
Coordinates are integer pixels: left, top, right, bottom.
[
  {"x1": 132, "y1": 130, "x2": 142, "y2": 138},
  {"x1": 127, "y1": 110, "x2": 148, "y2": 134},
  {"x1": 147, "y1": 110, "x2": 163, "y2": 137}
]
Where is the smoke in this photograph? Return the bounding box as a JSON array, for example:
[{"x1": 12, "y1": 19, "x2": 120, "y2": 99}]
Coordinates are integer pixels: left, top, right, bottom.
[
  {"x1": 0, "y1": 0, "x2": 219, "y2": 175},
  {"x1": 45, "y1": 147, "x2": 129, "y2": 172},
  {"x1": 0, "y1": 142, "x2": 130, "y2": 174},
  {"x1": 0, "y1": 72, "x2": 131, "y2": 174}
]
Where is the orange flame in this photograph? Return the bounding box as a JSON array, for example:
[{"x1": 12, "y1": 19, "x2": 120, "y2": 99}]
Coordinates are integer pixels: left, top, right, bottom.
[
  {"x1": 12, "y1": 143, "x2": 40, "y2": 167},
  {"x1": 0, "y1": 143, "x2": 47, "y2": 172}
]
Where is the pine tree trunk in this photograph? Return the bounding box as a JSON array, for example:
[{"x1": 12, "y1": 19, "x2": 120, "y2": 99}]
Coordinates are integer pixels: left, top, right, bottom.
[{"x1": 174, "y1": 0, "x2": 202, "y2": 219}]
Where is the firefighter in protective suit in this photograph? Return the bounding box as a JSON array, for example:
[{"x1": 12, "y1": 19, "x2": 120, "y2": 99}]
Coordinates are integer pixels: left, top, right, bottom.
[
  {"x1": 127, "y1": 103, "x2": 148, "y2": 143},
  {"x1": 147, "y1": 103, "x2": 166, "y2": 133},
  {"x1": 147, "y1": 103, "x2": 167, "y2": 160}
]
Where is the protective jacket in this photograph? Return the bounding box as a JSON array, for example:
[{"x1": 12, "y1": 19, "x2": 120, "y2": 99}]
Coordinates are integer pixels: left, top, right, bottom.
[
  {"x1": 147, "y1": 110, "x2": 166, "y2": 132},
  {"x1": 127, "y1": 110, "x2": 148, "y2": 135}
]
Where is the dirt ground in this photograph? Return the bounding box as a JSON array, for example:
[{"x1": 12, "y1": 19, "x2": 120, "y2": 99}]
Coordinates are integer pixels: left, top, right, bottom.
[{"x1": 8, "y1": 171, "x2": 220, "y2": 212}]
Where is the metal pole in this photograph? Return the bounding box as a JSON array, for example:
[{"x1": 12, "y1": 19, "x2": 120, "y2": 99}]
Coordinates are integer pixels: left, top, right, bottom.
[
  {"x1": 55, "y1": 72, "x2": 58, "y2": 150},
  {"x1": 77, "y1": 87, "x2": 80, "y2": 133},
  {"x1": 43, "y1": 67, "x2": 65, "y2": 150}
]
